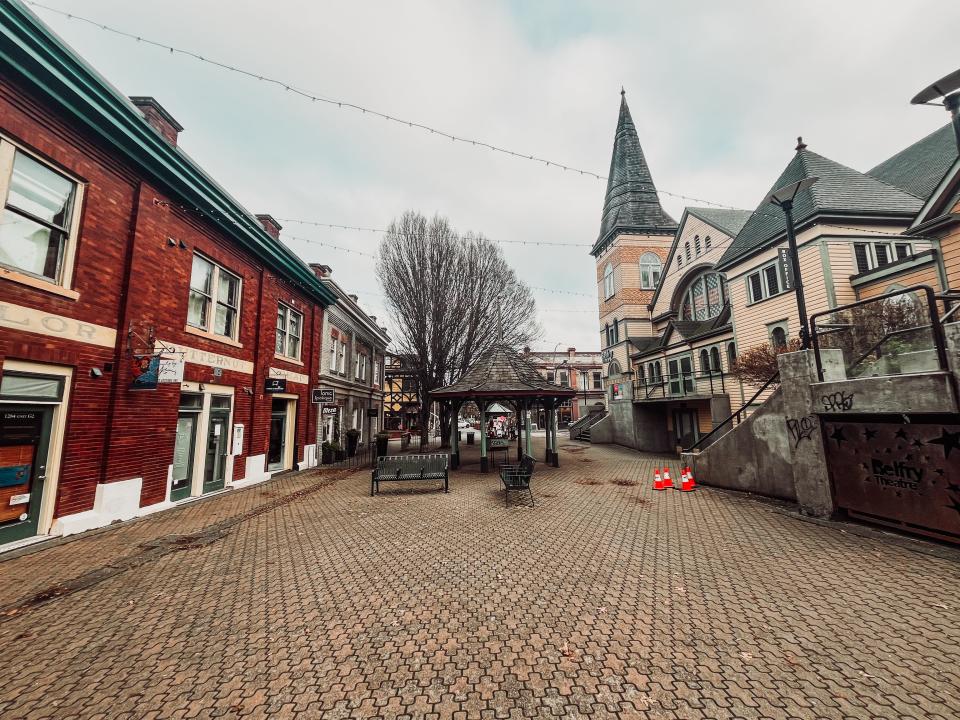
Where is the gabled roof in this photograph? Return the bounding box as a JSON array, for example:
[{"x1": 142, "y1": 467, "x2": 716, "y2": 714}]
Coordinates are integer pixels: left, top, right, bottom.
[
  {"x1": 867, "y1": 123, "x2": 958, "y2": 201},
  {"x1": 0, "y1": 1, "x2": 337, "y2": 307},
  {"x1": 630, "y1": 307, "x2": 731, "y2": 359},
  {"x1": 717, "y1": 148, "x2": 922, "y2": 270},
  {"x1": 686, "y1": 207, "x2": 753, "y2": 237},
  {"x1": 591, "y1": 92, "x2": 677, "y2": 255},
  {"x1": 628, "y1": 336, "x2": 661, "y2": 354},
  {"x1": 432, "y1": 345, "x2": 576, "y2": 399}
]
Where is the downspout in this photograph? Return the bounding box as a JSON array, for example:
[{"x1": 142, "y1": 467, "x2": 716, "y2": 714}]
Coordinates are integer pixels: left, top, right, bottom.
[{"x1": 248, "y1": 266, "x2": 265, "y2": 462}]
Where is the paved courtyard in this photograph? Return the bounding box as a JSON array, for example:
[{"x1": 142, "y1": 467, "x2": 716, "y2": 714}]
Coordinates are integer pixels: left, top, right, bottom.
[{"x1": 1, "y1": 438, "x2": 959, "y2": 719}]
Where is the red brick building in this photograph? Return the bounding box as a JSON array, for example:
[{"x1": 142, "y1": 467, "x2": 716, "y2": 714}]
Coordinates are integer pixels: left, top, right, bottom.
[
  {"x1": 522, "y1": 348, "x2": 605, "y2": 425},
  {"x1": 0, "y1": 3, "x2": 337, "y2": 547}
]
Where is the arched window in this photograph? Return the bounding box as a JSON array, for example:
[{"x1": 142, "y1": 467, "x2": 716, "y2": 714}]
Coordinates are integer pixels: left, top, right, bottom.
[
  {"x1": 603, "y1": 263, "x2": 614, "y2": 299},
  {"x1": 639, "y1": 253, "x2": 662, "y2": 290},
  {"x1": 654, "y1": 361, "x2": 662, "y2": 382},
  {"x1": 677, "y1": 255, "x2": 682, "y2": 268},
  {"x1": 704, "y1": 235, "x2": 712, "y2": 250},
  {"x1": 699, "y1": 349, "x2": 710, "y2": 373},
  {"x1": 684, "y1": 241, "x2": 691, "y2": 261},
  {"x1": 771, "y1": 326, "x2": 787, "y2": 349},
  {"x1": 694, "y1": 235, "x2": 702, "y2": 256},
  {"x1": 678, "y1": 271, "x2": 727, "y2": 321},
  {"x1": 608, "y1": 359, "x2": 622, "y2": 376},
  {"x1": 727, "y1": 342, "x2": 737, "y2": 368},
  {"x1": 710, "y1": 347, "x2": 721, "y2": 372}
]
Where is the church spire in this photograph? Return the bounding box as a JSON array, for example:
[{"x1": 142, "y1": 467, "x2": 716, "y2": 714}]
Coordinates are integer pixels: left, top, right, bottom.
[{"x1": 593, "y1": 91, "x2": 677, "y2": 254}]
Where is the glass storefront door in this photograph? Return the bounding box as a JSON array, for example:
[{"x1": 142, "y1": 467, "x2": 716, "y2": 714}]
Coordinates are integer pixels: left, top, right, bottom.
[
  {"x1": 268, "y1": 398, "x2": 288, "y2": 472},
  {"x1": 171, "y1": 394, "x2": 202, "y2": 501},
  {"x1": 672, "y1": 409, "x2": 699, "y2": 448},
  {"x1": 0, "y1": 406, "x2": 53, "y2": 545},
  {"x1": 203, "y1": 396, "x2": 231, "y2": 494}
]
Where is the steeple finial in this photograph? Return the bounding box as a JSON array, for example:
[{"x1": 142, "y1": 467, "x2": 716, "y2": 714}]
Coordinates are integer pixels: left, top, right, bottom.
[
  {"x1": 795, "y1": 136, "x2": 807, "y2": 152},
  {"x1": 620, "y1": 86, "x2": 625, "y2": 97}
]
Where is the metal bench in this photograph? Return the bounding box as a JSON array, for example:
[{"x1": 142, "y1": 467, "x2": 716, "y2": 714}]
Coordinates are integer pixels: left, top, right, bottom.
[
  {"x1": 371, "y1": 453, "x2": 450, "y2": 496},
  {"x1": 500, "y1": 453, "x2": 536, "y2": 507}
]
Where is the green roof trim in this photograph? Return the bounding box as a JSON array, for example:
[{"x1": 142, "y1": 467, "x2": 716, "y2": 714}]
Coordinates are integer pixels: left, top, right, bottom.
[{"x1": 0, "y1": 1, "x2": 337, "y2": 307}]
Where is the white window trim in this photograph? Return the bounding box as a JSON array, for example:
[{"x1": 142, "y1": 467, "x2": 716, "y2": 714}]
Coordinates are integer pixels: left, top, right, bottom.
[
  {"x1": 745, "y1": 261, "x2": 787, "y2": 305},
  {"x1": 852, "y1": 240, "x2": 913, "y2": 274},
  {"x1": 186, "y1": 253, "x2": 243, "y2": 345},
  {"x1": 639, "y1": 253, "x2": 662, "y2": 290},
  {"x1": 603, "y1": 263, "x2": 615, "y2": 299},
  {"x1": 275, "y1": 303, "x2": 303, "y2": 361},
  {"x1": 0, "y1": 138, "x2": 85, "y2": 299}
]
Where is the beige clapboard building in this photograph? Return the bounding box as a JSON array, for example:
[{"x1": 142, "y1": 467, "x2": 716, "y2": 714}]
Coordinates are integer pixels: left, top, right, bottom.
[{"x1": 591, "y1": 93, "x2": 958, "y2": 453}]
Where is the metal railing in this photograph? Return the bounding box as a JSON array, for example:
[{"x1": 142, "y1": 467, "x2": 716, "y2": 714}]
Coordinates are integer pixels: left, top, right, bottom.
[
  {"x1": 684, "y1": 370, "x2": 780, "y2": 452},
  {"x1": 633, "y1": 370, "x2": 727, "y2": 401},
  {"x1": 810, "y1": 285, "x2": 948, "y2": 381},
  {"x1": 569, "y1": 410, "x2": 607, "y2": 440}
]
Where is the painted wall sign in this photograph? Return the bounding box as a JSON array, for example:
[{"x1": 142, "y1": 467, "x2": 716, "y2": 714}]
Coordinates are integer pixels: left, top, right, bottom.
[
  {"x1": 232, "y1": 424, "x2": 244, "y2": 455},
  {"x1": 0, "y1": 301, "x2": 116, "y2": 348},
  {"x1": 264, "y1": 378, "x2": 287, "y2": 393},
  {"x1": 157, "y1": 340, "x2": 254, "y2": 375},
  {"x1": 269, "y1": 366, "x2": 309, "y2": 385},
  {"x1": 8, "y1": 493, "x2": 30, "y2": 506},
  {"x1": 312, "y1": 388, "x2": 335, "y2": 404}
]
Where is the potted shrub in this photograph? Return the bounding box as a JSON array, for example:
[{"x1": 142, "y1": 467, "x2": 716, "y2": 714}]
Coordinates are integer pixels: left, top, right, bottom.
[
  {"x1": 375, "y1": 431, "x2": 389, "y2": 458},
  {"x1": 345, "y1": 428, "x2": 360, "y2": 457},
  {"x1": 321, "y1": 441, "x2": 335, "y2": 465}
]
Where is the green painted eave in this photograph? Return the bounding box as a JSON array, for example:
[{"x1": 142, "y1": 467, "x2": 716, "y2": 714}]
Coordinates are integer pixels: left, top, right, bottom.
[{"x1": 0, "y1": 0, "x2": 337, "y2": 307}]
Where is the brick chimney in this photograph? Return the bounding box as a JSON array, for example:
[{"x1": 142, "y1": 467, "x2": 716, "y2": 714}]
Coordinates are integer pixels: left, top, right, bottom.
[
  {"x1": 255, "y1": 214, "x2": 282, "y2": 240},
  {"x1": 129, "y1": 96, "x2": 182, "y2": 145},
  {"x1": 309, "y1": 263, "x2": 332, "y2": 279},
  {"x1": 568, "y1": 347, "x2": 576, "y2": 357}
]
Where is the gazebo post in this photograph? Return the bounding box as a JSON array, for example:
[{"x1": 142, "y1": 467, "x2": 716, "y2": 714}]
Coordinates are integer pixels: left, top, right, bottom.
[
  {"x1": 450, "y1": 401, "x2": 460, "y2": 469},
  {"x1": 551, "y1": 403, "x2": 560, "y2": 467},
  {"x1": 480, "y1": 401, "x2": 488, "y2": 473},
  {"x1": 544, "y1": 401, "x2": 552, "y2": 464},
  {"x1": 524, "y1": 402, "x2": 533, "y2": 457},
  {"x1": 516, "y1": 401, "x2": 523, "y2": 461}
]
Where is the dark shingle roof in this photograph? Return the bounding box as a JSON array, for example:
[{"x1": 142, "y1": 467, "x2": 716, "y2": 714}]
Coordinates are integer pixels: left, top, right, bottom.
[
  {"x1": 628, "y1": 337, "x2": 661, "y2": 354},
  {"x1": 592, "y1": 93, "x2": 677, "y2": 254},
  {"x1": 717, "y1": 149, "x2": 922, "y2": 269},
  {"x1": 432, "y1": 345, "x2": 576, "y2": 398},
  {"x1": 685, "y1": 207, "x2": 753, "y2": 237},
  {"x1": 867, "y1": 124, "x2": 957, "y2": 201}
]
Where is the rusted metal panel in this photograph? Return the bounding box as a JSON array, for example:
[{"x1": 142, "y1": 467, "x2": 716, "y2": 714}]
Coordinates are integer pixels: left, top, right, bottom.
[{"x1": 823, "y1": 417, "x2": 960, "y2": 542}]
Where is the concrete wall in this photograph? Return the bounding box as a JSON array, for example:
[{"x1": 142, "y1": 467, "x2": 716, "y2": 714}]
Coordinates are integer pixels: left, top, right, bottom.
[{"x1": 684, "y1": 389, "x2": 795, "y2": 500}]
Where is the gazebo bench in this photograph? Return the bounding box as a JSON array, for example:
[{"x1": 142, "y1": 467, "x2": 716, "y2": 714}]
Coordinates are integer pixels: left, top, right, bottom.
[
  {"x1": 371, "y1": 454, "x2": 450, "y2": 496},
  {"x1": 500, "y1": 453, "x2": 536, "y2": 507}
]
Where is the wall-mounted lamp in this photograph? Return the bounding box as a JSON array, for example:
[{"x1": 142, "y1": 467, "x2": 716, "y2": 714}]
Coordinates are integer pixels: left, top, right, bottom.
[
  {"x1": 90, "y1": 367, "x2": 103, "y2": 378},
  {"x1": 178, "y1": 240, "x2": 188, "y2": 250}
]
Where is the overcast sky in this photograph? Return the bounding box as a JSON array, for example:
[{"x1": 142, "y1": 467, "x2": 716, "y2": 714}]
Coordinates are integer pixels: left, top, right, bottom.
[{"x1": 31, "y1": 0, "x2": 960, "y2": 351}]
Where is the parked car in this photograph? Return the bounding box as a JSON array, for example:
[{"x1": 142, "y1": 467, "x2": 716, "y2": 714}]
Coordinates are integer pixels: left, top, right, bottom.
[{"x1": 457, "y1": 419, "x2": 471, "y2": 429}]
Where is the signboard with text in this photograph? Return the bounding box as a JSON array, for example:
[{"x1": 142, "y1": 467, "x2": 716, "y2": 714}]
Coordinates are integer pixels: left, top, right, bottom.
[
  {"x1": 264, "y1": 377, "x2": 287, "y2": 393},
  {"x1": 312, "y1": 388, "x2": 335, "y2": 404},
  {"x1": 777, "y1": 247, "x2": 795, "y2": 291}
]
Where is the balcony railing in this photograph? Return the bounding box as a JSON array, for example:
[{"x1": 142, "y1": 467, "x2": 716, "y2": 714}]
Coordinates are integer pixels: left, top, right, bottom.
[{"x1": 633, "y1": 370, "x2": 727, "y2": 401}]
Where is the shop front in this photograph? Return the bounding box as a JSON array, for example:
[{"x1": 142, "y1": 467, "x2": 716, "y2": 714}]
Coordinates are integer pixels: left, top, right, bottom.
[{"x1": 169, "y1": 383, "x2": 236, "y2": 501}]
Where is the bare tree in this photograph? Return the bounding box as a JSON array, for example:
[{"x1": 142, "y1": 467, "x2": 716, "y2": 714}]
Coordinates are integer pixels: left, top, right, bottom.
[{"x1": 377, "y1": 211, "x2": 541, "y2": 444}]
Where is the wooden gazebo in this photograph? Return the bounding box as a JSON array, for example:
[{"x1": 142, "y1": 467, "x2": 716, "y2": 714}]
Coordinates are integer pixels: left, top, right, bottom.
[{"x1": 431, "y1": 345, "x2": 577, "y2": 472}]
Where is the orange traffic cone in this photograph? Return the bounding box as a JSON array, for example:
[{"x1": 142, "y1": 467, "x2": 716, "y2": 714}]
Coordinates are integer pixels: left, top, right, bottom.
[
  {"x1": 680, "y1": 470, "x2": 695, "y2": 492},
  {"x1": 685, "y1": 465, "x2": 697, "y2": 488},
  {"x1": 653, "y1": 468, "x2": 664, "y2": 491},
  {"x1": 662, "y1": 467, "x2": 673, "y2": 489}
]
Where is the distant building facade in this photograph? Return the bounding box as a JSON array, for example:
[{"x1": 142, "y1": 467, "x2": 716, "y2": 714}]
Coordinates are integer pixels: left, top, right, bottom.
[
  {"x1": 522, "y1": 347, "x2": 604, "y2": 426},
  {"x1": 382, "y1": 354, "x2": 421, "y2": 433}
]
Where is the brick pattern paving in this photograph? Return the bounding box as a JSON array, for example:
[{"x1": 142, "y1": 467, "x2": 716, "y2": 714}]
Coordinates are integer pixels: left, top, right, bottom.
[{"x1": 1, "y1": 439, "x2": 959, "y2": 719}]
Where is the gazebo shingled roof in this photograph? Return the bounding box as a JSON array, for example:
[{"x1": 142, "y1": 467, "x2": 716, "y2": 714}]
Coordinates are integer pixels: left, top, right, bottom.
[{"x1": 432, "y1": 345, "x2": 577, "y2": 400}]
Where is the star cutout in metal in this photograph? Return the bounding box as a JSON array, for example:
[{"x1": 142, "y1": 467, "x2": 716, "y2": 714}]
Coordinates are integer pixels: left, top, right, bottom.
[
  {"x1": 949, "y1": 481, "x2": 960, "y2": 492},
  {"x1": 926, "y1": 428, "x2": 960, "y2": 459},
  {"x1": 895, "y1": 428, "x2": 908, "y2": 440},
  {"x1": 912, "y1": 439, "x2": 924, "y2": 448},
  {"x1": 829, "y1": 427, "x2": 847, "y2": 446},
  {"x1": 864, "y1": 428, "x2": 877, "y2": 441}
]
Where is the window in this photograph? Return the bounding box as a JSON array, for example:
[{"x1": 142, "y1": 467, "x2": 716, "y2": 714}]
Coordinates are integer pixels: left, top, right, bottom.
[
  {"x1": 679, "y1": 271, "x2": 727, "y2": 320},
  {"x1": 603, "y1": 263, "x2": 614, "y2": 299},
  {"x1": 710, "y1": 347, "x2": 721, "y2": 373},
  {"x1": 559, "y1": 371, "x2": 569, "y2": 387},
  {"x1": 684, "y1": 241, "x2": 691, "y2": 261},
  {"x1": 187, "y1": 254, "x2": 241, "y2": 340},
  {"x1": 727, "y1": 342, "x2": 737, "y2": 368},
  {"x1": 0, "y1": 145, "x2": 79, "y2": 285},
  {"x1": 704, "y1": 236, "x2": 712, "y2": 250},
  {"x1": 329, "y1": 336, "x2": 338, "y2": 373},
  {"x1": 639, "y1": 253, "x2": 662, "y2": 290},
  {"x1": 579, "y1": 373, "x2": 588, "y2": 391},
  {"x1": 746, "y1": 262, "x2": 786, "y2": 304},
  {"x1": 668, "y1": 356, "x2": 694, "y2": 395},
  {"x1": 694, "y1": 235, "x2": 702, "y2": 256},
  {"x1": 699, "y1": 349, "x2": 710, "y2": 373},
  {"x1": 768, "y1": 321, "x2": 789, "y2": 349},
  {"x1": 275, "y1": 303, "x2": 303, "y2": 359},
  {"x1": 592, "y1": 371, "x2": 602, "y2": 389},
  {"x1": 373, "y1": 359, "x2": 381, "y2": 386},
  {"x1": 677, "y1": 255, "x2": 682, "y2": 268},
  {"x1": 853, "y1": 241, "x2": 913, "y2": 273},
  {"x1": 547, "y1": 371, "x2": 556, "y2": 383},
  {"x1": 356, "y1": 352, "x2": 367, "y2": 381}
]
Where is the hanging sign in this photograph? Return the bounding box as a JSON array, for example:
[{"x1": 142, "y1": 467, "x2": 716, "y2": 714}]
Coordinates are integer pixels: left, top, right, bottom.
[
  {"x1": 322, "y1": 407, "x2": 337, "y2": 415},
  {"x1": 130, "y1": 354, "x2": 160, "y2": 390},
  {"x1": 601, "y1": 349, "x2": 614, "y2": 363},
  {"x1": 157, "y1": 355, "x2": 184, "y2": 384},
  {"x1": 264, "y1": 377, "x2": 287, "y2": 393},
  {"x1": 778, "y1": 247, "x2": 795, "y2": 291},
  {"x1": 312, "y1": 388, "x2": 335, "y2": 404}
]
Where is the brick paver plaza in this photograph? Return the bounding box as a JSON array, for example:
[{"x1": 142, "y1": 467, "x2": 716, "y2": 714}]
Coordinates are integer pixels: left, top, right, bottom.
[{"x1": 1, "y1": 439, "x2": 958, "y2": 719}]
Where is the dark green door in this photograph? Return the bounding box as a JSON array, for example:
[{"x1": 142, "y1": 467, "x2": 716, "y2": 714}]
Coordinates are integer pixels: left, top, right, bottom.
[
  {"x1": 0, "y1": 406, "x2": 53, "y2": 545},
  {"x1": 203, "y1": 406, "x2": 230, "y2": 494}
]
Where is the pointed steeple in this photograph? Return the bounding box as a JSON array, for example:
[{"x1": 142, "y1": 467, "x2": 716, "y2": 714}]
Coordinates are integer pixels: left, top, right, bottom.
[{"x1": 593, "y1": 91, "x2": 676, "y2": 254}]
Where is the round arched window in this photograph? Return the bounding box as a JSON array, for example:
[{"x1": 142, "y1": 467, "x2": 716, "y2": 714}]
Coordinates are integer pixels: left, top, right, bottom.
[
  {"x1": 679, "y1": 271, "x2": 727, "y2": 321},
  {"x1": 639, "y1": 253, "x2": 662, "y2": 290}
]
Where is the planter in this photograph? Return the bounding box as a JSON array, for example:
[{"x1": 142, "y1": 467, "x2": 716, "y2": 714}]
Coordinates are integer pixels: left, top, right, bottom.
[
  {"x1": 346, "y1": 432, "x2": 359, "y2": 457},
  {"x1": 321, "y1": 445, "x2": 333, "y2": 464},
  {"x1": 375, "y1": 434, "x2": 389, "y2": 458},
  {"x1": 335, "y1": 449, "x2": 347, "y2": 463},
  {"x1": 466, "y1": 431, "x2": 475, "y2": 445}
]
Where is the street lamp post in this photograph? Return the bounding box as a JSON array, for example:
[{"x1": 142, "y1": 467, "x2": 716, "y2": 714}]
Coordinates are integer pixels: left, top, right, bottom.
[{"x1": 764, "y1": 176, "x2": 819, "y2": 349}]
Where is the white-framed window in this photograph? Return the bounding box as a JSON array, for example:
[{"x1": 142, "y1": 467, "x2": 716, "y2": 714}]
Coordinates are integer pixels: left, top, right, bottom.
[
  {"x1": 187, "y1": 254, "x2": 241, "y2": 340},
  {"x1": 373, "y1": 357, "x2": 381, "y2": 386},
  {"x1": 328, "y1": 335, "x2": 338, "y2": 373},
  {"x1": 579, "y1": 373, "x2": 588, "y2": 391},
  {"x1": 0, "y1": 140, "x2": 83, "y2": 288},
  {"x1": 704, "y1": 235, "x2": 712, "y2": 250},
  {"x1": 853, "y1": 241, "x2": 912, "y2": 274},
  {"x1": 276, "y1": 303, "x2": 303, "y2": 360},
  {"x1": 592, "y1": 371, "x2": 602, "y2": 390},
  {"x1": 639, "y1": 252, "x2": 662, "y2": 290},
  {"x1": 679, "y1": 271, "x2": 726, "y2": 320},
  {"x1": 684, "y1": 241, "x2": 691, "y2": 261},
  {"x1": 338, "y1": 339, "x2": 346, "y2": 373},
  {"x1": 356, "y1": 353, "x2": 367, "y2": 381},
  {"x1": 746, "y1": 262, "x2": 786, "y2": 304},
  {"x1": 603, "y1": 262, "x2": 614, "y2": 299},
  {"x1": 559, "y1": 370, "x2": 569, "y2": 387}
]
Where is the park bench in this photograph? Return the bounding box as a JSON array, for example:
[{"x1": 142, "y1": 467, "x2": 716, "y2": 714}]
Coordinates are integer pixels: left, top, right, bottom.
[
  {"x1": 500, "y1": 453, "x2": 536, "y2": 507},
  {"x1": 371, "y1": 454, "x2": 449, "y2": 496}
]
